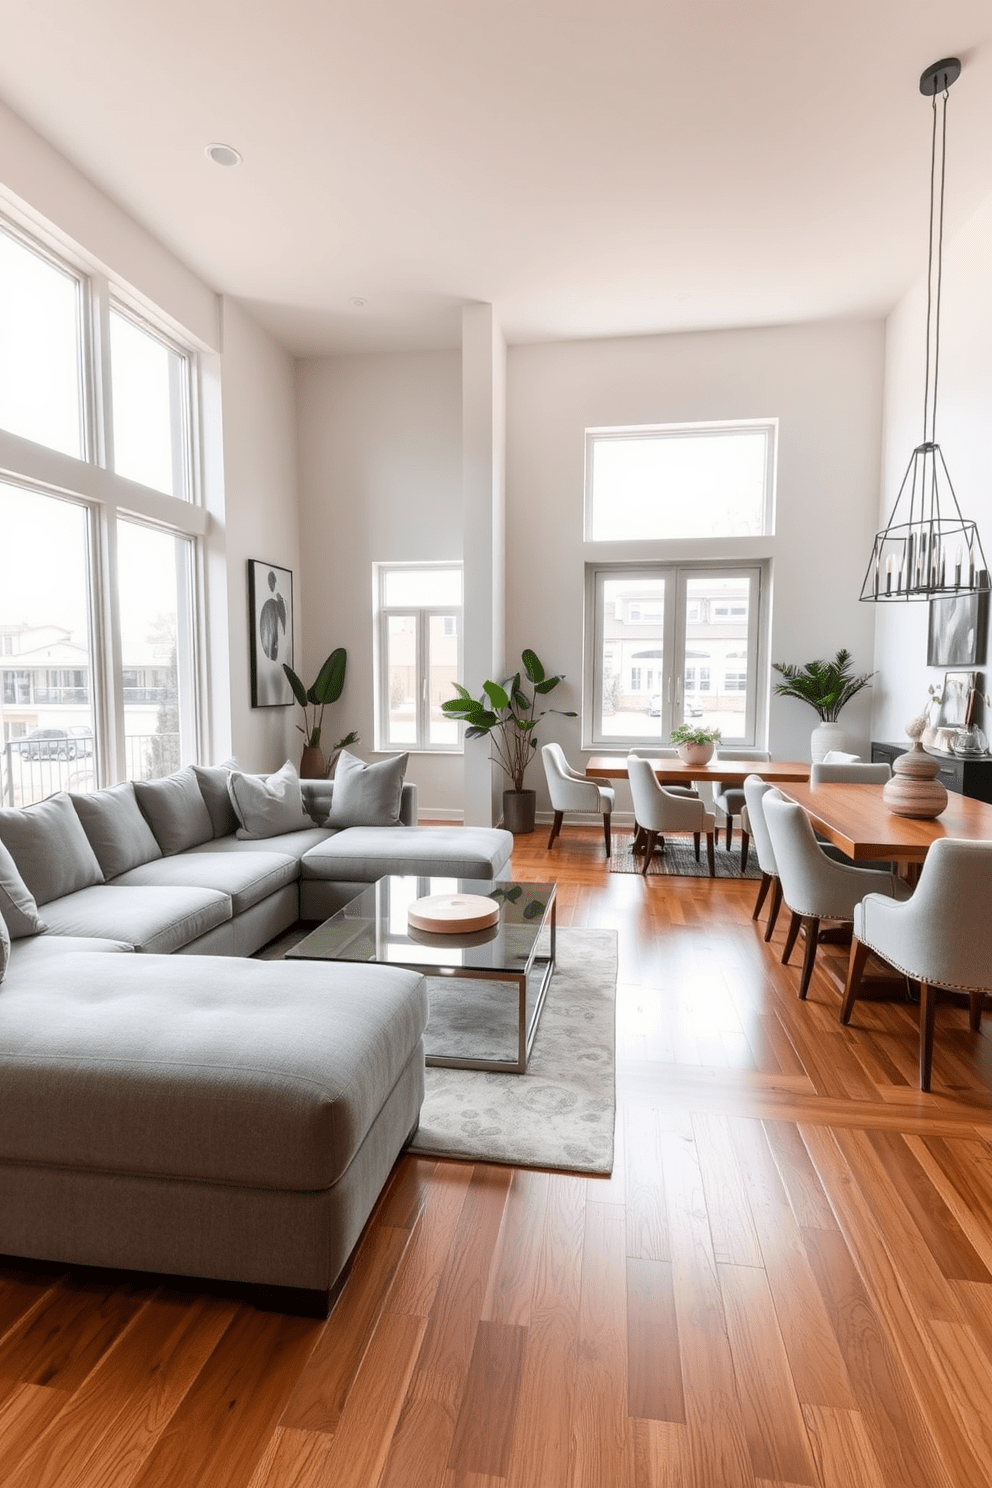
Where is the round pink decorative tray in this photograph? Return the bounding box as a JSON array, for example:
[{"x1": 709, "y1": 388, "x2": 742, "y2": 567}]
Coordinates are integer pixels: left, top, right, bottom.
[{"x1": 407, "y1": 893, "x2": 500, "y2": 935}]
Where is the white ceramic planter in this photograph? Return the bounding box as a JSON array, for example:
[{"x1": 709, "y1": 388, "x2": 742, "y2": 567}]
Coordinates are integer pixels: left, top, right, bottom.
[
  {"x1": 676, "y1": 742, "x2": 715, "y2": 766},
  {"x1": 810, "y1": 721, "x2": 846, "y2": 763}
]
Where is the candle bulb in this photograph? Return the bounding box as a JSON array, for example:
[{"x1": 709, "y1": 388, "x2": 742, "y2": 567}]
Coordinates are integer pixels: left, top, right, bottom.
[
  {"x1": 955, "y1": 544, "x2": 962, "y2": 587},
  {"x1": 873, "y1": 556, "x2": 880, "y2": 596},
  {"x1": 885, "y1": 554, "x2": 893, "y2": 595}
]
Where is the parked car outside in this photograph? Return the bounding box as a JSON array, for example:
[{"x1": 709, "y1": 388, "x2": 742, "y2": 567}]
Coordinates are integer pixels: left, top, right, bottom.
[
  {"x1": 647, "y1": 695, "x2": 702, "y2": 718},
  {"x1": 18, "y1": 726, "x2": 94, "y2": 761}
]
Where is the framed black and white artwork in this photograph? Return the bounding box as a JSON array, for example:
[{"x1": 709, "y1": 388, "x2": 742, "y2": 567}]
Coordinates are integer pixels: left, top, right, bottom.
[
  {"x1": 248, "y1": 560, "x2": 294, "y2": 707},
  {"x1": 927, "y1": 590, "x2": 987, "y2": 667},
  {"x1": 934, "y1": 669, "x2": 975, "y2": 729}
]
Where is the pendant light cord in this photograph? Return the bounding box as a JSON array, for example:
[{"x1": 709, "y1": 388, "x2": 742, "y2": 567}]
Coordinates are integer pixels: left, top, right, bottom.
[{"x1": 922, "y1": 86, "x2": 950, "y2": 447}]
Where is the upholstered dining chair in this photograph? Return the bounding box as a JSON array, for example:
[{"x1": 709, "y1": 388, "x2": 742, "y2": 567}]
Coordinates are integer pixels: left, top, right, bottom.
[
  {"x1": 810, "y1": 761, "x2": 891, "y2": 785},
  {"x1": 840, "y1": 837, "x2": 992, "y2": 1091},
  {"x1": 541, "y1": 742, "x2": 615, "y2": 857},
  {"x1": 742, "y1": 775, "x2": 783, "y2": 938},
  {"x1": 763, "y1": 792, "x2": 910, "y2": 1000},
  {"x1": 627, "y1": 753, "x2": 717, "y2": 877},
  {"x1": 713, "y1": 750, "x2": 771, "y2": 858}
]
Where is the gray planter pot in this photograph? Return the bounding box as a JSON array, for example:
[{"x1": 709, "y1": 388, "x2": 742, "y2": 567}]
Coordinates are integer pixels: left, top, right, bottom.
[{"x1": 502, "y1": 789, "x2": 537, "y2": 834}]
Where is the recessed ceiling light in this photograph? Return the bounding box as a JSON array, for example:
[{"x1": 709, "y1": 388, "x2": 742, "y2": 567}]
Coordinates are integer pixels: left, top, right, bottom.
[
  {"x1": 350, "y1": 296, "x2": 368, "y2": 308},
  {"x1": 205, "y1": 143, "x2": 242, "y2": 168}
]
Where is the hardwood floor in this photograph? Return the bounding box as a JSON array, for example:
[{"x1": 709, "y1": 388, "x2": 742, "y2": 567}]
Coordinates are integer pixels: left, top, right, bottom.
[{"x1": 4, "y1": 827, "x2": 992, "y2": 1486}]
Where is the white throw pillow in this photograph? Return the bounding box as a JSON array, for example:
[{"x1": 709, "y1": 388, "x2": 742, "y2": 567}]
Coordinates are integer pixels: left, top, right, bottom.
[{"x1": 228, "y1": 760, "x2": 312, "y2": 840}]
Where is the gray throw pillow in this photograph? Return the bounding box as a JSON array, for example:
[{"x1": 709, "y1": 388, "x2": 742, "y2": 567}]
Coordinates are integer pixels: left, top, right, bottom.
[
  {"x1": 0, "y1": 793, "x2": 104, "y2": 906},
  {"x1": 324, "y1": 749, "x2": 408, "y2": 828},
  {"x1": 191, "y1": 759, "x2": 241, "y2": 838},
  {"x1": 71, "y1": 783, "x2": 163, "y2": 879},
  {"x1": 0, "y1": 906, "x2": 8, "y2": 981},
  {"x1": 133, "y1": 767, "x2": 214, "y2": 855},
  {"x1": 0, "y1": 839, "x2": 47, "y2": 937},
  {"x1": 228, "y1": 760, "x2": 312, "y2": 840}
]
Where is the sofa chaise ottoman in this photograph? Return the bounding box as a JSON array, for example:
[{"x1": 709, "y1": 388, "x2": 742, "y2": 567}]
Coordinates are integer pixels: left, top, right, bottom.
[{"x1": 0, "y1": 933, "x2": 428, "y2": 1315}]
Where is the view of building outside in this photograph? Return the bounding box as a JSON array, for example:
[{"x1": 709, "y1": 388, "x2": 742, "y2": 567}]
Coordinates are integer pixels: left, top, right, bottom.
[
  {"x1": 379, "y1": 566, "x2": 461, "y2": 750},
  {"x1": 600, "y1": 573, "x2": 752, "y2": 741}
]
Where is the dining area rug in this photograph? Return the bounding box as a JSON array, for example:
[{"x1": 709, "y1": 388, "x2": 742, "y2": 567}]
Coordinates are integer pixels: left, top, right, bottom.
[{"x1": 609, "y1": 833, "x2": 761, "y2": 879}]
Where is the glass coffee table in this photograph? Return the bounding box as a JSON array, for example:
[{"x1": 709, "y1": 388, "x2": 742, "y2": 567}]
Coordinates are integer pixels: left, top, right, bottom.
[{"x1": 287, "y1": 876, "x2": 557, "y2": 1074}]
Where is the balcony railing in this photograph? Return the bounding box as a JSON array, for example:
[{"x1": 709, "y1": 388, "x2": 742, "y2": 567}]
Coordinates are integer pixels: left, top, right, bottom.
[{"x1": 2, "y1": 734, "x2": 181, "y2": 807}]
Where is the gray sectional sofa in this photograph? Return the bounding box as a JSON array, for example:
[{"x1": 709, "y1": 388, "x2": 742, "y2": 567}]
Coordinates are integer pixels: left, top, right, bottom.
[{"x1": 0, "y1": 760, "x2": 513, "y2": 1314}]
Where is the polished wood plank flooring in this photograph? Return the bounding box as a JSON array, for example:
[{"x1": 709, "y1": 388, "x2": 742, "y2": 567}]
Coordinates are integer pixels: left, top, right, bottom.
[{"x1": 4, "y1": 826, "x2": 992, "y2": 1485}]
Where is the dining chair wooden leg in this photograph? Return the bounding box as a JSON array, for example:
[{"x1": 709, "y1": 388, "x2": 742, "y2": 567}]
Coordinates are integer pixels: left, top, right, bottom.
[
  {"x1": 547, "y1": 810, "x2": 563, "y2": 851},
  {"x1": 740, "y1": 828, "x2": 750, "y2": 872},
  {"x1": 763, "y1": 879, "x2": 783, "y2": 941},
  {"x1": 693, "y1": 831, "x2": 701, "y2": 861},
  {"x1": 840, "y1": 937, "x2": 871, "y2": 1024},
  {"x1": 706, "y1": 831, "x2": 716, "y2": 878},
  {"x1": 969, "y1": 991, "x2": 985, "y2": 1033},
  {"x1": 797, "y1": 916, "x2": 821, "y2": 1000},
  {"x1": 603, "y1": 813, "x2": 612, "y2": 858},
  {"x1": 641, "y1": 830, "x2": 658, "y2": 875},
  {"x1": 725, "y1": 816, "x2": 733, "y2": 851},
  {"x1": 781, "y1": 910, "x2": 802, "y2": 965},
  {"x1": 632, "y1": 824, "x2": 645, "y2": 853},
  {"x1": 752, "y1": 871, "x2": 771, "y2": 920},
  {"x1": 920, "y1": 981, "x2": 938, "y2": 1092}
]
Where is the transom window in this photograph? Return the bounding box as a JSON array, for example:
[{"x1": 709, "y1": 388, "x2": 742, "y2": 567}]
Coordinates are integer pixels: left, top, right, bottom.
[
  {"x1": 585, "y1": 421, "x2": 776, "y2": 541},
  {"x1": 585, "y1": 565, "x2": 765, "y2": 748},
  {"x1": 374, "y1": 564, "x2": 462, "y2": 752}
]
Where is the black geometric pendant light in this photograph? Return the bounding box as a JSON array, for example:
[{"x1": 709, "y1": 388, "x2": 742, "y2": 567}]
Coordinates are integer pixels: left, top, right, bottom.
[{"x1": 860, "y1": 57, "x2": 989, "y2": 602}]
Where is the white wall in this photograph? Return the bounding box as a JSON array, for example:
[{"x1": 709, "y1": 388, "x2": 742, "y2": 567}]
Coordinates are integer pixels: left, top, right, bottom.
[
  {"x1": 872, "y1": 191, "x2": 992, "y2": 745},
  {"x1": 295, "y1": 350, "x2": 464, "y2": 812},
  {"x1": 506, "y1": 320, "x2": 885, "y2": 815}
]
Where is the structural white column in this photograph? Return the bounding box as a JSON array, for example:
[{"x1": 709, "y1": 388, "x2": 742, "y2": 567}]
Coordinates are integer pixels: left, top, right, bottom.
[{"x1": 461, "y1": 304, "x2": 506, "y2": 826}]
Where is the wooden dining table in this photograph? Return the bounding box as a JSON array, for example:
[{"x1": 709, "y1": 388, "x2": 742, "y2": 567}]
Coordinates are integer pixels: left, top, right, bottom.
[
  {"x1": 584, "y1": 755, "x2": 811, "y2": 787},
  {"x1": 776, "y1": 780, "x2": 992, "y2": 864}
]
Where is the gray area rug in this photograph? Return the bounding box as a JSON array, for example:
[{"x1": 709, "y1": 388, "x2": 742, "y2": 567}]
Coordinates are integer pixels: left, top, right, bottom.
[
  {"x1": 610, "y1": 833, "x2": 761, "y2": 879},
  {"x1": 257, "y1": 923, "x2": 617, "y2": 1176}
]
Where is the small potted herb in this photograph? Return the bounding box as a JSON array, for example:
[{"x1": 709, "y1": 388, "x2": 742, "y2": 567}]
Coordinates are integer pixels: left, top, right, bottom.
[{"x1": 669, "y1": 722, "x2": 722, "y2": 766}]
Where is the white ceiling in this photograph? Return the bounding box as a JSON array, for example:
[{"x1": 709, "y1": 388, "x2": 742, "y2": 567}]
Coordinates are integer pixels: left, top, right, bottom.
[{"x1": 2, "y1": 0, "x2": 992, "y2": 356}]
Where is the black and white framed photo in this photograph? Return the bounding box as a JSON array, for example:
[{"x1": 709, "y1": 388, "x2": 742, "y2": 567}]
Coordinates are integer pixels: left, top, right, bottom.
[
  {"x1": 248, "y1": 560, "x2": 294, "y2": 707},
  {"x1": 927, "y1": 590, "x2": 987, "y2": 667},
  {"x1": 935, "y1": 669, "x2": 975, "y2": 729}
]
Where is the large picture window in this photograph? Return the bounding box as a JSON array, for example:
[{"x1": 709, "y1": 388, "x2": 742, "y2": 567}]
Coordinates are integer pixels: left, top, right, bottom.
[
  {"x1": 374, "y1": 564, "x2": 462, "y2": 752},
  {"x1": 586, "y1": 421, "x2": 776, "y2": 541},
  {"x1": 0, "y1": 216, "x2": 204, "y2": 807},
  {"x1": 586, "y1": 564, "x2": 765, "y2": 748}
]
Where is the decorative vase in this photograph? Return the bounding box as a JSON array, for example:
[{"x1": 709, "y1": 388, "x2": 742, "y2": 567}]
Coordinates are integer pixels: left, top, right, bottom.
[
  {"x1": 881, "y1": 717, "x2": 947, "y2": 819},
  {"x1": 503, "y1": 789, "x2": 537, "y2": 834},
  {"x1": 676, "y1": 742, "x2": 715, "y2": 766},
  {"x1": 299, "y1": 745, "x2": 327, "y2": 779},
  {"x1": 810, "y1": 721, "x2": 846, "y2": 763}
]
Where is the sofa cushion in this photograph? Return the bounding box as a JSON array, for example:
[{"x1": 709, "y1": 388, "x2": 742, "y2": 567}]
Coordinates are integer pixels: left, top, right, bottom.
[
  {"x1": 185, "y1": 826, "x2": 333, "y2": 860},
  {"x1": 0, "y1": 908, "x2": 8, "y2": 982},
  {"x1": 0, "y1": 793, "x2": 104, "y2": 905},
  {"x1": 0, "y1": 838, "x2": 47, "y2": 938},
  {"x1": 39, "y1": 884, "x2": 232, "y2": 954},
  {"x1": 191, "y1": 760, "x2": 241, "y2": 838},
  {"x1": 229, "y1": 760, "x2": 312, "y2": 840},
  {"x1": 71, "y1": 782, "x2": 163, "y2": 879},
  {"x1": 324, "y1": 750, "x2": 408, "y2": 828},
  {"x1": 112, "y1": 850, "x2": 299, "y2": 916},
  {"x1": 133, "y1": 768, "x2": 214, "y2": 855},
  {"x1": 0, "y1": 952, "x2": 428, "y2": 1191},
  {"x1": 301, "y1": 825, "x2": 514, "y2": 883},
  {"x1": 7, "y1": 933, "x2": 135, "y2": 978}
]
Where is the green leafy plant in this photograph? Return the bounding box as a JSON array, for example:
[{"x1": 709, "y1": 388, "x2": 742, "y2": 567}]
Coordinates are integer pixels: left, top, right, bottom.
[
  {"x1": 283, "y1": 648, "x2": 356, "y2": 752},
  {"x1": 771, "y1": 649, "x2": 875, "y2": 722},
  {"x1": 669, "y1": 723, "x2": 722, "y2": 746},
  {"x1": 441, "y1": 649, "x2": 577, "y2": 792}
]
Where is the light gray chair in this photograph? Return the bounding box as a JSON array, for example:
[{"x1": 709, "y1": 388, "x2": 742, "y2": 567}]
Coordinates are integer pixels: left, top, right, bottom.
[
  {"x1": 713, "y1": 750, "x2": 771, "y2": 857},
  {"x1": 821, "y1": 750, "x2": 862, "y2": 763},
  {"x1": 627, "y1": 753, "x2": 716, "y2": 877},
  {"x1": 841, "y1": 838, "x2": 992, "y2": 1091},
  {"x1": 541, "y1": 742, "x2": 615, "y2": 857},
  {"x1": 763, "y1": 793, "x2": 910, "y2": 1000},
  {"x1": 742, "y1": 775, "x2": 783, "y2": 938},
  {"x1": 810, "y1": 761, "x2": 890, "y2": 785}
]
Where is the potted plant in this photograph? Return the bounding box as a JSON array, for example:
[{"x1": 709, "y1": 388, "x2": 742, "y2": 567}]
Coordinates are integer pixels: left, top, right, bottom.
[
  {"x1": 771, "y1": 648, "x2": 875, "y2": 761},
  {"x1": 669, "y1": 722, "x2": 722, "y2": 766},
  {"x1": 441, "y1": 649, "x2": 576, "y2": 832},
  {"x1": 283, "y1": 648, "x2": 359, "y2": 778}
]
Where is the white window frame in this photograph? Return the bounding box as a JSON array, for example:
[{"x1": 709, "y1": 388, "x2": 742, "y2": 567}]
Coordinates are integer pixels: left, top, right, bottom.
[
  {"x1": 0, "y1": 211, "x2": 207, "y2": 788},
  {"x1": 584, "y1": 419, "x2": 777, "y2": 542},
  {"x1": 373, "y1": 562, "x2": 463, "y2": 753},
  {"x1": 583, "y1": 562, "x2": 767, "y2": 749}
]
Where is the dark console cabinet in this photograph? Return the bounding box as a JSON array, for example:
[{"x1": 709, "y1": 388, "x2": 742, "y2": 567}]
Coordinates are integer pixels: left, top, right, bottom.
[{"x1": 871, "y1": 741, "x2": 992, "y2": 805}]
